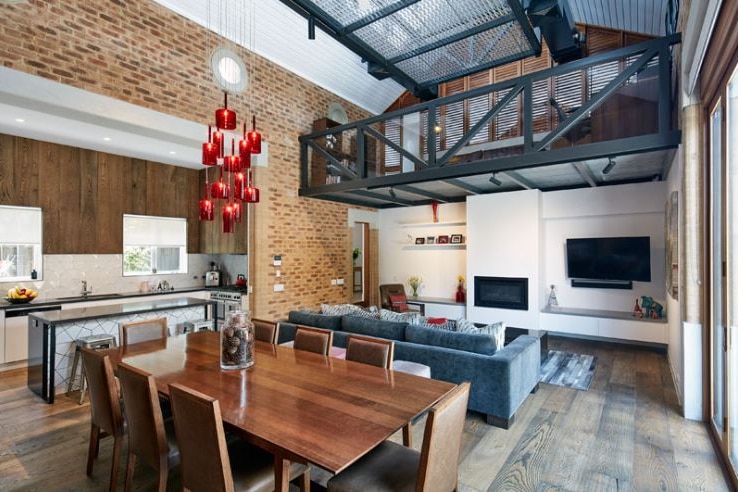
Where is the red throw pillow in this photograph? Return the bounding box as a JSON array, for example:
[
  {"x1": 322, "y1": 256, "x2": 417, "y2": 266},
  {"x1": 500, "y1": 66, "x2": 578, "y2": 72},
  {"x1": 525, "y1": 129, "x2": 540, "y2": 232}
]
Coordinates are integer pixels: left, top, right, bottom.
[
  {"x1": 388, "y1": 294, "x2": 409, "y2": 312},
  {"x1": 426, "y1": 317, "x2": 447, "y2": 325}
]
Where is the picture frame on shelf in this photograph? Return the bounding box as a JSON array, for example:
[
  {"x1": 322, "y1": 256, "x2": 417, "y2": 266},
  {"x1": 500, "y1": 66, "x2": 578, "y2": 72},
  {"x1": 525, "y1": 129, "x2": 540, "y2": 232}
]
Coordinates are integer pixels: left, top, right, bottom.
[
  {"x1": 415, "y1": 237, "x2": 426, "y2": 245},
  {"x1": 426, "y1": 236, "x2": 435, "y2": 244},
  {"x1": 437, "y1": 235, "x2": 449, "y2": 244},
  {"x1": 450, "y1": 234, "x2": 463, "y2": 244}
]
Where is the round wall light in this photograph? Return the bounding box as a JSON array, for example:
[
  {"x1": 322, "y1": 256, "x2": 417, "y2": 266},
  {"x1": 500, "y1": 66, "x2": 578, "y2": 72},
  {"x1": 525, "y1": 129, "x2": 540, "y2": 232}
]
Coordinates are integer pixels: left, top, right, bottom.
[{"x1": 210, "y1": 47, "x2": 248, "y2": 94}]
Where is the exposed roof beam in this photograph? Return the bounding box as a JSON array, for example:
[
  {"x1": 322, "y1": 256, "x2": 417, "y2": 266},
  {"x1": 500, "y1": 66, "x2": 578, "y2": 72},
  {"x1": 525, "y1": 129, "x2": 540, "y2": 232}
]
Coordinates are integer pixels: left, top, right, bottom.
[
  {"x1": 572, "y1": 162, "x2": 598, "y2": 187},
  {"x1": 443, "y1": 179, "x2": 484, "y2": 195},
  {"x1": 395, "y1": 185, "x2": 449, "y2": 202},
  {"x1": 503, "y1": 171, "x2": 536, "y2": 189},
  {"x1": 346, "y1": 189, "x2": 416, "y2": 206}
]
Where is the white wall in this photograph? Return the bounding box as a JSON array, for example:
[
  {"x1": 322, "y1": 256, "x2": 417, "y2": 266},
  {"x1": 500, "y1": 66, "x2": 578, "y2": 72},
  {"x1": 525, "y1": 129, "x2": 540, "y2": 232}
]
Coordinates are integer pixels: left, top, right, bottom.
[
  {"x1": 378, "y1": 202, "x2": 466, "y2": 299},
  {"x1": 467, "y1": 190, "x2": 542, "y2": 327},
  {"x1": 542, "y1": 181, "x2": 667, "y2": 313}
]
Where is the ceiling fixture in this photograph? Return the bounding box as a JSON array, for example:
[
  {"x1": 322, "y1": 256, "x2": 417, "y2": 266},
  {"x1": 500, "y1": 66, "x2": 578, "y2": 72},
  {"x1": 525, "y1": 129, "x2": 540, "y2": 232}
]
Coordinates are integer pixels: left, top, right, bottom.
[
  {"x1": 199, "y1": 0, "x2": 262, "y2": 234},
  {"x1": 489, "y1": 173, "x2": 502, "y2": 186},
  {"x1": 389, "y1": 187, "x2": 397, "y2": 199},
  {"x1": 602, "y1": 157, "x2": 616, "y2": 175}
]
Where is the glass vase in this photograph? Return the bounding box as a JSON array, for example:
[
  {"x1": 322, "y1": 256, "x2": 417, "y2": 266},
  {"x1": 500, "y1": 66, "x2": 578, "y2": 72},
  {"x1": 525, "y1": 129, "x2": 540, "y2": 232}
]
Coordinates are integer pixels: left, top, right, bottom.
[{"x1": 220, "y1": 310, "x2": 254, "y2": 370}]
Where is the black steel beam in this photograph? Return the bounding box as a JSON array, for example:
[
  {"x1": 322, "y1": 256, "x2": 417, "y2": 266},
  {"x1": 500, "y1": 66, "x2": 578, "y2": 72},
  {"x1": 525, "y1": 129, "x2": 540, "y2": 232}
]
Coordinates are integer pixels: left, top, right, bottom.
[
  {"x1": 443, "y1": 179, "x2": 485, "y2": 195},
  {"x1": 362, "y1": 125, "x2": 427, "y2": 169},
  {"x1": 503, "y1": 171, "x2": 536, "y2": 189},
  {"x1": 507, "y1": 0, "x2": 542, "y2": 56},
  {"x1": 571, "y1": 162, "x2": 598, "y2": 187},
  {"x1": 343, "y1": 0, "x2": 421, "y2": 33},
  {"x1": 346, "y1": 189, "x2": 417, "y2": 207},
  {"x1": 395, "y1": 185, "x2": 450, "y2": 202}
]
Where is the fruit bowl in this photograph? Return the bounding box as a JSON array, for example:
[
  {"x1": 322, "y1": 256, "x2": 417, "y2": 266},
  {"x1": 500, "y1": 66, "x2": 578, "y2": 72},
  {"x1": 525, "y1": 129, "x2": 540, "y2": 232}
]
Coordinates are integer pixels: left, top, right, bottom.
[{"x1": 4, "y1": 296, "x2": 34, "y2": 304}]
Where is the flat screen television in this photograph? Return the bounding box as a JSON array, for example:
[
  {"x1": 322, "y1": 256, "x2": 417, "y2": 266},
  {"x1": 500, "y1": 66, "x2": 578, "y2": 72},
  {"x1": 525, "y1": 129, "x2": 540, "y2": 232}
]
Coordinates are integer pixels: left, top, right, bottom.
[{"x1": 566, "y1": 236, "x2": 651, "y2": 282}]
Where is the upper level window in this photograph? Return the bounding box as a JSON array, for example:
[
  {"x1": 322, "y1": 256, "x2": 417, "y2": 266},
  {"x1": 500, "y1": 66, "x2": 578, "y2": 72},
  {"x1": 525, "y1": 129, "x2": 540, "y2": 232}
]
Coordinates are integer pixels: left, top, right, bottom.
[
  {"x1": 0, "y1": 205, "x2": 42, "y2": 282},
  {"x1": 123, "y1": 215, "x2": 187, "y2": 276}
]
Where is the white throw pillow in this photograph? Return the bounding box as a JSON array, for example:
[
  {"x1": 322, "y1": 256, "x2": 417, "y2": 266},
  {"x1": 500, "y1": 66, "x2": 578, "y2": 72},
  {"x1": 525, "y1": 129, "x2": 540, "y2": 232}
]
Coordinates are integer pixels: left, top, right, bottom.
[
  {"x1": 380, "y1": 308, "x2": 421, "y2": 324},
  {"x1": 456, "y1": 318, "x2": 506, "y2": 351},
  {"x1": 321, "y1": 303, "x2": 362, "y2": 316}
]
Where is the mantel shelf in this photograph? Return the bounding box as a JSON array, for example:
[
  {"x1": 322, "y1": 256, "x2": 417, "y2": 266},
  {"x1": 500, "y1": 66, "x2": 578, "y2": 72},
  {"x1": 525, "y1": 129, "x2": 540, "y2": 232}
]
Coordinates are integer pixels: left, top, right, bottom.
[{"x1": 399, "y1": 220, "x2": 466, "y2": 228}]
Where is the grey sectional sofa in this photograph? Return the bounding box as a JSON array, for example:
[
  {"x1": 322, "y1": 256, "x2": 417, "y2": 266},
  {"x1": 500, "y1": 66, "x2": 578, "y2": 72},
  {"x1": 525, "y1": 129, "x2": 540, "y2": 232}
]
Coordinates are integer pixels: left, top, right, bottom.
[{"x1": 278, "y1": 310, "x2": 541, "y2": 429}]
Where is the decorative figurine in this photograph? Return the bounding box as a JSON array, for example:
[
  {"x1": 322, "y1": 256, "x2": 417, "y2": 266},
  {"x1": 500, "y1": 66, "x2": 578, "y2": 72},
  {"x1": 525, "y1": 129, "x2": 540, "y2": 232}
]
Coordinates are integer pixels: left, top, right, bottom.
[
  {"x1": 633, "y1": 298, "x2": 643, "y2": 318},
  {"x1": 547, "y1": 284, "x2": 558, "y2": 307}
]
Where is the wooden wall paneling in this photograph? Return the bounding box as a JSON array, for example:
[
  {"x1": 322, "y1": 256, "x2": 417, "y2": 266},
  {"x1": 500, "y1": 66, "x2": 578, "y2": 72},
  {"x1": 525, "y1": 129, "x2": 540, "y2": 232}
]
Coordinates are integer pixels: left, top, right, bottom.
[
  {"x1": 56, "y1": 144, "x2": 82, "y2": 254},
  {"x1": 37, "y1": 141, "x2": 60, "y2": 253},
  {"x1": 96, "y1": 153, "x2": 129, "y2": 253},
  {"x1": 129, "y1": 159, "x2": 148, "y2": 216},
  {"x1": 186, "y1": 168, "x2": 201, "y2": 253},
  {"x1": 78, "y1": 149, "x2": 98, "y2": 254},
  {"x1": 13, "y1": 137, "x2": 39, "y2": 206},
  {"x1": 157, "y1": 163, "x2": 178, "y2": 217},
  {"x1": 145, "y1": 161, "x2": 163, "y2": 216},
  {"x1": 0, "y1": 134, "x2": 14, "y2": 203}
]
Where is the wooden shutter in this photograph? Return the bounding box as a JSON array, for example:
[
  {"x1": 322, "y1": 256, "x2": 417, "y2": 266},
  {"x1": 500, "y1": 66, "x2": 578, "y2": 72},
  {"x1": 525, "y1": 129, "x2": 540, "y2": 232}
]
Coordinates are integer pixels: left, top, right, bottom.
[
  {"x1": 524, "y1": 41, "x2": 552, "y2": 133},
  {"x1": 383, "y1": 118, "x2": 402, "y2": 174},
  {"x1": 468, "y1": 70, "x2": 492, "y2": 144},
  {"x1": 441, "y1": 79, "x2": 466, "y2": 150},
  {"x1": 586, "y1": 28, "x2": 621, "y2": 98},
  {"x1": 492, "y1": 62, "x2": 522, "y2": 140}
]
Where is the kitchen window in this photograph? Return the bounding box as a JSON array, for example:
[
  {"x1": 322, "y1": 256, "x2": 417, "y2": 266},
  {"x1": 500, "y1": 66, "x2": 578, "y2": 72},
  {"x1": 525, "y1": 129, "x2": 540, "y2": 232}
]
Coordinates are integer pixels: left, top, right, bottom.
[
  {"x1": 123, "y1": 215, "x2": 187, "y2": 276},
  {"x1": 0, "y1": 205, "x2": 42, "y2": 282}
]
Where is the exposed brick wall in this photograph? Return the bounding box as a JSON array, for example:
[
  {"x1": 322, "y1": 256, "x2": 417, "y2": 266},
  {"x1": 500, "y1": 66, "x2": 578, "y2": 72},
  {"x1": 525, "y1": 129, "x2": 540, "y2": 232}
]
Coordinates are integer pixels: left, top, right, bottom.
[{"x1": 0, "y1": 0, "x2": 372, "y2": 318}]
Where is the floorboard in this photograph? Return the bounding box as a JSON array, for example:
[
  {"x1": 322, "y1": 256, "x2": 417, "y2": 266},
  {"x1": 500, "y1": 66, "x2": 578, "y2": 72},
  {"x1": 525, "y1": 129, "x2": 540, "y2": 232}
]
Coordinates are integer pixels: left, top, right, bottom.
[{"x1": 0, "y1": 338, "x2": 731, "y2": 491}]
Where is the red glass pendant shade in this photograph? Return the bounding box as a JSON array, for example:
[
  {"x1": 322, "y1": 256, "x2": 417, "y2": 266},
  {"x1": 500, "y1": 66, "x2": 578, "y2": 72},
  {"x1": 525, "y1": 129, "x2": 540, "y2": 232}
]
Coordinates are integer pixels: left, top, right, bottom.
[
  {"x1": 222, "y1": 204, "x2": 235, "y2": 233},
  {"x1": 202, "y1": 126, "x2": 218, "y2": 166},
  {"x1": 248, "y1": 116, "x2": 262, "y2": 154},
  {"x1": 232, "y1": 201, "x2": 243, "y2": 223},
  {"x1": 244, "y1": 169, "x2": 260, "y2": 203},
  {"x1": 199, "y1": 198, "x2": 214, "y2": 221},
  {"x1": 239, "y1": 124, "x2": 252, "y2": 166},
  {"x1": 223, "y1": 140, "x2": 241, "y2": 172},
  {"x1": 234, "y1": 172, "x2": 246, "y2": 201},
  {"x1": 215, "y1": 93, "x2": 237, "y2": 130},
  {"x1": 212, "y1": 129, "x2": 225, "y2": 159},
  {"x1": 211, "y1": 180, "x2": 230, "y2": 200}
]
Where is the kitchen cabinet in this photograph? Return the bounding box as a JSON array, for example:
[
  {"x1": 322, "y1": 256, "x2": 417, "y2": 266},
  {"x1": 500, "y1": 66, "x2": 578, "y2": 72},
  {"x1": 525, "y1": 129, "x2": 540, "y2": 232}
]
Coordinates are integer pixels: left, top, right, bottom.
[
  {"x1": 5, "y1": 315, "x2": 28, "y2": 363},
  {"x1": 0, "y1": 312, "x2": 5, "y2": 364}
]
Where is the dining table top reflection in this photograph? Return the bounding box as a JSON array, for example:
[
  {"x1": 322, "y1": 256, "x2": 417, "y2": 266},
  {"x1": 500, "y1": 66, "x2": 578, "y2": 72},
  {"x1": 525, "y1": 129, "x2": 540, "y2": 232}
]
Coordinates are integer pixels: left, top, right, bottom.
[{"x1": 106, "y1": 331, "x2": 456, "y2": 488}]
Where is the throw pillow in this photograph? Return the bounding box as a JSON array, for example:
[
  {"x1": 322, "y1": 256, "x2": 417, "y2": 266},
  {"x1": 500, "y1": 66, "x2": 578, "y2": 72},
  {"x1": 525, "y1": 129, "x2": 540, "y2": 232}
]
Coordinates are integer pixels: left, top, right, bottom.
[
  {"x1": 418, "y1": 316, "x2": 455, "y2": 331},
  {"x1": 456, "y1": 318, "x2": 506, "y2": 351},
  {"x1": 388, "y1": 294, "x2": 409, "y2": 312},
  {"x1": 380, "y1": 308, "x2": 421, "y2": 324},
  {"x1": 346, "y1": 308, "x2": 380, "y2": 319},
  {"x1": 321, "y1": 303, "x2": 362, "y2": 316}
]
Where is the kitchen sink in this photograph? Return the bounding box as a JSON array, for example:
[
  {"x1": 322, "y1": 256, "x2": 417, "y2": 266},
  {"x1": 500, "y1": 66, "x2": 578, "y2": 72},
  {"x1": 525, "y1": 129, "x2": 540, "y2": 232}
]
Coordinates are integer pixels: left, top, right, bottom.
[{"x1": 57, "y1": 293, "x2": 123, "y2": 301}]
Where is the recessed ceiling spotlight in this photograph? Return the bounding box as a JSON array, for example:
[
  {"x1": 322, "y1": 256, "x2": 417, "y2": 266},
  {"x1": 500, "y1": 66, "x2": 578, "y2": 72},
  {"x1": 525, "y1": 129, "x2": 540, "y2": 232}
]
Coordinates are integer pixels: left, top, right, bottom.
[
  {"x1": 103, "y1": 137, "x2": 111, "y2": 141},
  {"x1": 169, "y1": 151, "x2": 177, "y2": 155},
  {"x1": 389, "y1": 187, "x2": 397, "y2": 199},
  {"x1": 14, "y1": 118, "x2": 25, "y2": 123}
]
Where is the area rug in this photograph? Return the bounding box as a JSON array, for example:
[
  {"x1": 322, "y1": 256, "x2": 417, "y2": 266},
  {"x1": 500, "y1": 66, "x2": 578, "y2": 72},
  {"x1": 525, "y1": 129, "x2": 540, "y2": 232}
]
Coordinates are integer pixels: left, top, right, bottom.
[{"x1": 540, "y1": 350, "x2": 597, "y2": 391}]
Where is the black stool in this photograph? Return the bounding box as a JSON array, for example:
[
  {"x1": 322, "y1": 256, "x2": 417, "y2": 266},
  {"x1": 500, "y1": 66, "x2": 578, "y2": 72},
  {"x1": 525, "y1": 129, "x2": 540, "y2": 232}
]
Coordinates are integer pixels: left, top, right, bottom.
[{"x1": 66, "y1": 334, "x2": 117, "y2": 404}]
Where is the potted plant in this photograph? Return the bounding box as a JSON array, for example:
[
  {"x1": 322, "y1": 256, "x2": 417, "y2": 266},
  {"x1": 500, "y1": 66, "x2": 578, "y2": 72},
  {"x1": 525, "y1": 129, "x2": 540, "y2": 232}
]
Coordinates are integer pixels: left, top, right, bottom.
[{"x1": 352, "y1": 248, "x2": 361, "y2": 266}]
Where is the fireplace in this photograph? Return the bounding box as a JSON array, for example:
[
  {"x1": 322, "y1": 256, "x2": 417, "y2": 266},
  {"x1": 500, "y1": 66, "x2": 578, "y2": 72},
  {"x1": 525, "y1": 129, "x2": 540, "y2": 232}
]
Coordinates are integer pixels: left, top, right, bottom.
[{"x1": 474, "y1": 276, "x2": 528, "y2": 310}]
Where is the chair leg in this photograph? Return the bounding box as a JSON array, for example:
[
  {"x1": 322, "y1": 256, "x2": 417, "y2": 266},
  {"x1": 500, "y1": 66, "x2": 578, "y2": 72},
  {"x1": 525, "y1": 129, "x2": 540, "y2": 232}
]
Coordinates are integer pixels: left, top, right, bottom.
[
  {"x1": 402, "y1": 423, "x2": 412, "y2": 447},
  {"x1": 124, "y1": 451, "x2": 135, "y2": 492},
  {"x1": 298, "y1": 467, "x2": 310, "y2": 492},
  {"x1": 157, "y1": 467, "x2": 168, "y2": 492},
  {"x1": 66, "y1": 347, "x2": 80, "y2": 395},
  {"x1": 109, "y1": 436, "x2": 123, "y2": 492},
  {"x1": 87, "y1": 423, "x2": 100, "y2": 476},
  {"x1": 79, "y1": 364, "x2": 87, "y2": 405}
]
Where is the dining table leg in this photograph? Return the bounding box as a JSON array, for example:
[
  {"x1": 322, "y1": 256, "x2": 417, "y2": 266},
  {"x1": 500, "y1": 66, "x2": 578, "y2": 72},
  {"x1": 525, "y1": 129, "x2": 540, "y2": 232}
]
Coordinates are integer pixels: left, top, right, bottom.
[{"x1": 274, "y1": 455, "x2": 291, "y2": 492}]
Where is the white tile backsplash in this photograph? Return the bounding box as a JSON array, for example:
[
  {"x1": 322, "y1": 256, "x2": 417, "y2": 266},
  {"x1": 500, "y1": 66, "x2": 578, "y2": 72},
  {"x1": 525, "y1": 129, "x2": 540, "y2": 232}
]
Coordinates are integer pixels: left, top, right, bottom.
[{"x1": 0, "y1": 254, "x2": 245, "y2": 301}]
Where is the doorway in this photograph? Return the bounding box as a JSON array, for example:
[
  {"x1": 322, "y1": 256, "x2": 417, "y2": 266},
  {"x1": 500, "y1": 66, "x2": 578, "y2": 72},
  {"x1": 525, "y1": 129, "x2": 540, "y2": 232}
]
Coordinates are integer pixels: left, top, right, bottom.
[{"x1": 352, "y1": 222, "x2": 369, "y2": 305}]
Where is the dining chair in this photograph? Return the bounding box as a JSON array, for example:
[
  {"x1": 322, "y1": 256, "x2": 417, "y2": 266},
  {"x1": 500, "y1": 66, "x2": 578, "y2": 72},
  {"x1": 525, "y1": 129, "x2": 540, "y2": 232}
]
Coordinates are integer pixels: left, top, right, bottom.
[
  {"x1": 117, "y1": 363, "x2": 179, "y2": 492},
  {"x1": 327, "y1": 382, "x2": 470, "y2": 492},
  {"x1": 119, "y1": 318, "x2": 168, "y2": 347},
  {"x1": 80, "y1": 348, "x2": 125, "y2": 492},
  {"x1": 345, "y1": 334, "x2": 394, "y2": 370},
  {"x1": 252, "y1": 318, "x2": 279, "y2": 344},
  {"x1": 168, "y1": 382, "x2": 310, "y2": 492},
  {"x1": 293, "y1": 325, "x2": 334, "y2": 356}
]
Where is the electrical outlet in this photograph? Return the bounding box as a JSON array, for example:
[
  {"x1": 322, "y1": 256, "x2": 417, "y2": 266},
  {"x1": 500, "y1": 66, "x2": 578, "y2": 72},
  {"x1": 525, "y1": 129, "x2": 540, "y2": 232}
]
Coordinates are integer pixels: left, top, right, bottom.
[
  {"x1": 331, "y1": 279, "x2": 337, "y2": 286},
  {"x1": 336, "y1": 278, "x2": 345, "y2": 285},
  {"x1": 273, "y1": 284, "x2": 284, "y2": 292}
]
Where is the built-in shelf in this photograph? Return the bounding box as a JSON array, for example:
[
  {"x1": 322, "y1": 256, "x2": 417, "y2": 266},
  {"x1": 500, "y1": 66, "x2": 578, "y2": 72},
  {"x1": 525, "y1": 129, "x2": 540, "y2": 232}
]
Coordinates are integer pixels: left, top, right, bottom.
[
  {"x1": 541, "y1": 305, "x2": 666, "y2": 323},
  {"x1": 402, "y1": 244, "x2": 466, "y2": 250},
  {"x1": 399, "y1": 220, "x2": 466, "y2": 228}
]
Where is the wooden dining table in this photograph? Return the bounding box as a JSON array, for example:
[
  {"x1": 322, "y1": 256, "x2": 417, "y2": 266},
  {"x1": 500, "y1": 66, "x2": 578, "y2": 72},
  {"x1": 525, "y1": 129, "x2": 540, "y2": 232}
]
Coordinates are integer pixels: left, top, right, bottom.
[{"x1": 105, "y1": 331, "x2": 456, "y2": 491}]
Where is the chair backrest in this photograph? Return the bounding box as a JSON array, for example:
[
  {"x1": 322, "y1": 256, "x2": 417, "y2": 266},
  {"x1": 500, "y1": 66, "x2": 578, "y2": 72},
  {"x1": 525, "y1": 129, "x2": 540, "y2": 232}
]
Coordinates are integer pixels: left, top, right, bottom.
[
  {"x1": 252, "y1": 318, "x2": 279, "y2": 344},
  {"x1": 379, "y1": 284, "x2": 406, "y2": 310},
  {"x1": 346, "y1": 334, "x2": 394, "y2": 369},
  {"x1": 80, "y1": 348, "x2": 124, "y2": 438},
  {"x1": 293, "y1": 325, "x2": 333, "y2": 356},
  {"x1": 416, "y1": 382, "x2": 470, "y2": 492},
  {"x1": 118, "y1": 363, "x2": 168, "y2": 471},
  {"x1": 169, "y1": 383, "x2": 233, "y2": 492},
  {"x1": 120, "y1": 318, "x2": 168, "y2": 347}
]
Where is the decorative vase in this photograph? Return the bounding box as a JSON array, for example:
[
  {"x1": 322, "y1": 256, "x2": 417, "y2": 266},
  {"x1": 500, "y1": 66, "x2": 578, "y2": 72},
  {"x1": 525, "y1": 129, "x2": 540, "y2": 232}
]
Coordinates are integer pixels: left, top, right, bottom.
[
  {"x1": 455, "y1": 283, "x2": 465, "y2": 303},
  {"x1": 220, "y1": 310, "x2": 254, "y2": 370},
  {"x1": 411, "y1": 287, "x2": 418, "y2": 298},
  {"x1": 431, "y1": 201, "x2": 439, "y2": 223}
]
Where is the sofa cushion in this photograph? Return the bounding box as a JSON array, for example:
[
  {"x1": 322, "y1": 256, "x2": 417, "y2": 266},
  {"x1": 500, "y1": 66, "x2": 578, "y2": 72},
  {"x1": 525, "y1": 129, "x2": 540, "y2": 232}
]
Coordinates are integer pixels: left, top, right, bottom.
[
  {"x1": 456, "y1": 319, "x2": 506, "y2": 352},
  {"x1": 417, "y1": 316, "x2": 456, "y2": 331},
  {"x1": 388, "y1": 294, "x2": 409, "y2": 312},
  {"x1": 341, "y1": 315, "x2": 407, "y2": 341},
  {"x1": 346, "y1": 308, "x2": 380, "y2": 319},
  {"x1": 379, "y1": 309, "x2": 422, "y2": 324},
  {"x1": 405, "y1": 323, "x2": 499, "y2": 356},
  {"x1": 288, "y1": 311, "x2": 343, "y2": 331},
  {"x1": 321, "y1": 303, "x2": 362, "y2": 316}
]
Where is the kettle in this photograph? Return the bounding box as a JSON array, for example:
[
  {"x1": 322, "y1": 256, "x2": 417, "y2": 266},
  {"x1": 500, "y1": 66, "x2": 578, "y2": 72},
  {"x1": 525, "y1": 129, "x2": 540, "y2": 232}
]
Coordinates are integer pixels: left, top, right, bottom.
[
  {"x1": 205, "y1": 262, "x2": 221, "y2": 287},
  {"x1": 236, "y1": 274, "x2": 246, "y2": 287}
]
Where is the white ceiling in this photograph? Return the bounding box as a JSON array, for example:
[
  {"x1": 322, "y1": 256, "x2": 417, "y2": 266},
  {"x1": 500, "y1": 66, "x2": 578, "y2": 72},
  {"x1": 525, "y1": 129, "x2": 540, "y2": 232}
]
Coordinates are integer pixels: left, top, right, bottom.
[{"x1": 0, "y1": 0, "x2": 669, "y2": 170}]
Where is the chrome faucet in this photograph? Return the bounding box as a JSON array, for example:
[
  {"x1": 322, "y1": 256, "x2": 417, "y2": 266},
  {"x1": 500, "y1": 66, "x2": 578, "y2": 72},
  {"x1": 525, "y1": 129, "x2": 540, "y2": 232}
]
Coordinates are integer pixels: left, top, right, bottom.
[{"x1": 80, "y1": 280, "x2": 93, "y2": 297}]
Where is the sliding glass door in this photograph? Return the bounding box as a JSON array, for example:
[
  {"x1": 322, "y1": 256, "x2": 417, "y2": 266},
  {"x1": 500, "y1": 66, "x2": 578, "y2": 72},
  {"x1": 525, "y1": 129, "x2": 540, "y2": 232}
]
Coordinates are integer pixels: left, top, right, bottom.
[{"x1": 727, "y1": 68, "x2": 738, "y2": 467}]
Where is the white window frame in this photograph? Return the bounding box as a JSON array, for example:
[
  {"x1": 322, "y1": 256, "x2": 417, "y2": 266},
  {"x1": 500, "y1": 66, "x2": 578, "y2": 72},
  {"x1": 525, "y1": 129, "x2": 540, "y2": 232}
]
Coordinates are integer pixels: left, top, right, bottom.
[
  {"x1": 0, "y1": 205, "x2": 43, "y2": 283},
  {"x1": 122, "y1": 214, "x2": 187, "y2": 277}
]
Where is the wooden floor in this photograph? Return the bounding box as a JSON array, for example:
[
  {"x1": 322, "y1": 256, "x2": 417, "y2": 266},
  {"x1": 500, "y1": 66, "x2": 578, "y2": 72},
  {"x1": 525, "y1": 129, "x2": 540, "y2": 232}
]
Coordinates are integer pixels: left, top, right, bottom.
[{"x1": 0, "y1": 337, "x2": 731, "y2": 491}]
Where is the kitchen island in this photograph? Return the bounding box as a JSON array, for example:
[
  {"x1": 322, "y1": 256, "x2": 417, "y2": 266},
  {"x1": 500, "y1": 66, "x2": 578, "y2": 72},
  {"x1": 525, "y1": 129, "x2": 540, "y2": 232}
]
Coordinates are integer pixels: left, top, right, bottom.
[{"x1": 27, "y1": 297, "x2": 216, "y2": 403}]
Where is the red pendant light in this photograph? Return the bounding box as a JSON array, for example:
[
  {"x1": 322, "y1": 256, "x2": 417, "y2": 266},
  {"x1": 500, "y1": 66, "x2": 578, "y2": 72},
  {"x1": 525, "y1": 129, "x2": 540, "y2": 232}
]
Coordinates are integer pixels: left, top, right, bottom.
[
  {"x1": 232, "y1": 201, "x2": 243, "y2": 223},
  {"x1": 223, "y1": 139, "x2": 242, "y2": 172},
  {"x1": 244, "y1": 168, "x2": 260, "y2": 203},
  {"x1": 199, "y1": 198, "x2": 215, "y2": 221},
  {"x1": 247, "y1": 115, "x2": 262, "y2": 154},
  {"x1": 215, "y1": 92, "x2": 237, "y2": 130},
  {"x1": 212, "y1": 128, "x2": 225, "y2": 159},
  {"x1": 222, "y1": 203, "x2": 235, "y2": 233},
  {"x1": 211, "y1": 167, "x2": 230, "y2": 199},
  {"x1": 239, "y1": 122, "x2": 252, "y2": 167},
  {"x1": 234, "y1": 172, "x2": 246, "y2": 201},
  {"x1": 202, "y1": 125, "x2": 218, "y2": 166}
]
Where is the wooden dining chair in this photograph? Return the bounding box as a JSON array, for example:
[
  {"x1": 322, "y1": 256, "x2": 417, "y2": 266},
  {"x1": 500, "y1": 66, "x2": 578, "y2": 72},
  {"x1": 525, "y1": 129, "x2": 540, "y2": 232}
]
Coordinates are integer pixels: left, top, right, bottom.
[
  {"x1": 293, "y1": 325, "x2": 334, "y2": 356},
  {"x1": 120, "y1": 318, "x2": 168, "y2": 347},
  {"x1": 80, "y1": 348, "x2": 125, "y2": 492},
  {"x1": 117, "y1": 363, "x2": 179, "y2": 492},
  {"x1": 327, "y1": 382, "x2": 470, "y2": 492},
  {"x1": 252, "y1": 318, "x2": 279, "y2": 344},
  {"x1": 168, "y1": 382, "x2": 310, "y2": 492},
  {"x1": 345, "y1": 334, "x2": 394, "y2": 369}
]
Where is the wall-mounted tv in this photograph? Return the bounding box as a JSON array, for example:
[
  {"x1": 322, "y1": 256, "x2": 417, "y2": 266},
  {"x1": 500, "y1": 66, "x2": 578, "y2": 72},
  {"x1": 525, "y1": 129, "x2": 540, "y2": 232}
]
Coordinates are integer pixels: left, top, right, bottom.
[{"x1": 566, "y1": 236, "x2": 651, "y2": 282}]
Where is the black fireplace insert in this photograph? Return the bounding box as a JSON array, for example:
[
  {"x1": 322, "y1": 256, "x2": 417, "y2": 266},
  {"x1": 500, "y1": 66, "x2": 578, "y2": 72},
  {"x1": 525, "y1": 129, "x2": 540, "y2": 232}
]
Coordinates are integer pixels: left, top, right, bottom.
[{"x1": 474, "y1": 276, "x2": 529, "y2": 310}]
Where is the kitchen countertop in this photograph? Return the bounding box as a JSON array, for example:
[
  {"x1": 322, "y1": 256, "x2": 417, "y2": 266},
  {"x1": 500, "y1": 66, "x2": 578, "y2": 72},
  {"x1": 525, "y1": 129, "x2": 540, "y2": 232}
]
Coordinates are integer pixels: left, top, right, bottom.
[
  {"x1": 28, "y1": 297, "x2": 215, "y2": 324},
  {"x1": 0, "y1": 285, "x2": 233, "y2": 311}
]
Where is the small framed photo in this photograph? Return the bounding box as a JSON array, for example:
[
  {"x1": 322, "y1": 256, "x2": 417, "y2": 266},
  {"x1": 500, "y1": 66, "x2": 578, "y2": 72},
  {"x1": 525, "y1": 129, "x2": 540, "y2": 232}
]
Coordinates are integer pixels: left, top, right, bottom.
[
  {"x1": 437, "y1": 235, "x2": 450, "y2": 244},
  {"x1": 450, "y1": 234, "x2": 463, "y2": 244},
  {"x1": 415, "y1": 237, "x2": 425, "y2": 245},
  {"x1": 426, "y1": 236, "x2": 435, "y2": 244}
]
